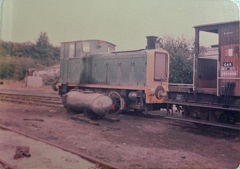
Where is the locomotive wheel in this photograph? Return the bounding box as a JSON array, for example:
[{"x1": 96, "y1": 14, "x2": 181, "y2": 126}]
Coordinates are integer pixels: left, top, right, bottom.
[
  {"x1": 218, "y1": 111, "x2": 236, "y2": 124},
  {"x1": 108, "y1": 91, "x2": 125, "y2": 114}
]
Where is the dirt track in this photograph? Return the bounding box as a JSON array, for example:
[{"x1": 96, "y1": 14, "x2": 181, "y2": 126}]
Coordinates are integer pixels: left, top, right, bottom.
[{"x1": 0, "y1": 102, "x2": 240, "y2": 169}]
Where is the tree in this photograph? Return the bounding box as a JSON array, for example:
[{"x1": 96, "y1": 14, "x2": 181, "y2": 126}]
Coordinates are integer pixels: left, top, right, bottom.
[
  {"x1": 34, "y1": 32, "x2": 60, "y2": 66},
  {"x1": 36, "y1": 32, "x2": 49, "y2": 49},
  {"x1": 158, "y1": 37, "x2": 193, "y2": 84},
  {"x1": 34, "y1": 32, "x2": 50, "y2": 63}
]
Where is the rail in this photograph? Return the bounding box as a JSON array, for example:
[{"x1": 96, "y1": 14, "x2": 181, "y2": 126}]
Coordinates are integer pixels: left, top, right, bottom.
[
  {"x1": 0, "y1": 92, "x2": 63, "y2": 107},
  {"x1": 143, "y1": 112, "x2": 240, "y2": 131}
]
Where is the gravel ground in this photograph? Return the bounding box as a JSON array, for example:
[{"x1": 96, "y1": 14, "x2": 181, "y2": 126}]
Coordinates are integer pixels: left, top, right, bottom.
[
  {"x1": 0, "y1": 102, "x2": 240, "y2": 169},
  {"x1": 0, "y1": 129, "x2": 96, "y2": 169}
]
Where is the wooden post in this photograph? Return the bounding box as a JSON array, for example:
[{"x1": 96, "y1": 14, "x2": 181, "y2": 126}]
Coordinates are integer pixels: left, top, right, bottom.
[{"x1": 193, "y1": 28, "x2": 199, "y2": 92}]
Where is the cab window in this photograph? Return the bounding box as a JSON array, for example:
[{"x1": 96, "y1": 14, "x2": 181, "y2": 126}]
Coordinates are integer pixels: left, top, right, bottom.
[{"x1": 154, "y1": 52, "x2": 168, "y2": 81}]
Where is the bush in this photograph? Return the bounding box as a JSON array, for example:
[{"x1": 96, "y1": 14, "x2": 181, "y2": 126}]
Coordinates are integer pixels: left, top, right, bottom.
[
  {"x1": 0, "y1": 32, "x2": 60, "y2": 66},
  {"x1": 0, "y1": 57, "x2": 39, "y2": 80},
  {"x1": 0, "y1": 32, "x2": 60, "y2": 80}
]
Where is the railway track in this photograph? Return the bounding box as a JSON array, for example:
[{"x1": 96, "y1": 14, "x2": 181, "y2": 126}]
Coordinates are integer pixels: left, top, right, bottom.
[
  {"x1": 0, "y1": 92, "x2": 63, "y2": 107},
  {"x1": 142, "y1": 112, "x2": 240, "y2": 131},
  {"x1": 164, "y1": 115, "x2": 240, "y2": 130},
  {"x1": 1, "y1": 91, "x2": 240, "y2": 131}
]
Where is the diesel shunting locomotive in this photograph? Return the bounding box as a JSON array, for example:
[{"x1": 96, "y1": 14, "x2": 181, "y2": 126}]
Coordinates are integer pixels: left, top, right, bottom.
[{"x1": 58, "y1": 37, "x2": 169, "y2": 116}]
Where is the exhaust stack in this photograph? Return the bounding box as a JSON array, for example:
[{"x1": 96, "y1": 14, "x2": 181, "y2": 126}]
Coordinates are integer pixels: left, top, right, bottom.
[{"x1": 146, "y1": 36, "x2": 158, "y2": 49}]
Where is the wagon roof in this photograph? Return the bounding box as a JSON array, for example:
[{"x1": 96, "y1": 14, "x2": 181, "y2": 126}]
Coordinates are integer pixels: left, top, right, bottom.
[{"x1": 194, "y1": 20, "x2": 240, "y2": 33}]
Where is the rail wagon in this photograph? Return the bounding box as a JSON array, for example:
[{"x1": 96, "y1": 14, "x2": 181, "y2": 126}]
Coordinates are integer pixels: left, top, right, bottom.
[
  {"x1": 58, "y1": 37, "x2": 170, "y2": 115},
  {"x1": 167, "y1": 21, "x2": 240, "y2": 125}
]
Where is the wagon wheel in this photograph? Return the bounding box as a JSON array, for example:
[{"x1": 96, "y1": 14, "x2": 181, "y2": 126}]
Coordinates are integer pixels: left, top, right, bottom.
[
  {"x1": 183, "y1": 106, "x2": 210, "y2": 129},
  {"x1": 202, "y1": 109, "x2": 237, "y2": 124},
  {"x1": 218, "y1": 111, "x2": 236, "y2": 124},
  {"x1": 108, "y1": 91, "x2": 125, "y2": 114}
]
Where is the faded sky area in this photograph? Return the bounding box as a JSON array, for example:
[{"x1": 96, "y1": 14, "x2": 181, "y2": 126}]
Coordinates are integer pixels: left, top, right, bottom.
[{"x1": 1, "y1": 0, "x2": 239, "y2": 50}]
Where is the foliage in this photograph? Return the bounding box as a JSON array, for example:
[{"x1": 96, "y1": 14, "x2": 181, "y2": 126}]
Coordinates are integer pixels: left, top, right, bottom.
[
  {"x1": 0, "y1": 41, "x2": 33, "y2": 57},
  {"x1": 158, "y1": 37, "x2": 193, "y2": 84},
  {"x1": 0, "y1": 32, "x2": 60, "y2": 79},
  {"x1": 0, "y1": 57, "x2": 39, "y2": 80},
  {"x1": 0, "y1": 32, "x2": 60, "y2": 65}
]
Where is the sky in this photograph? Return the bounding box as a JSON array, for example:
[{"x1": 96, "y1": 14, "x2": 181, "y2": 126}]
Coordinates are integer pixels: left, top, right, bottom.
[{"x1": 1, "y1": 0, "x2": 239, "y2": 50}]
